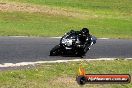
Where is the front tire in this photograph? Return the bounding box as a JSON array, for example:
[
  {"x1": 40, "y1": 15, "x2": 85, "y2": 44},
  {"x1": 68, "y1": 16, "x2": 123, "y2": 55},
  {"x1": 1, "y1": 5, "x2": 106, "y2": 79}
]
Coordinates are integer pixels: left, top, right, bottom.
[{"x1": 50, "y1": 45, "x2": 62, "y2": 56}]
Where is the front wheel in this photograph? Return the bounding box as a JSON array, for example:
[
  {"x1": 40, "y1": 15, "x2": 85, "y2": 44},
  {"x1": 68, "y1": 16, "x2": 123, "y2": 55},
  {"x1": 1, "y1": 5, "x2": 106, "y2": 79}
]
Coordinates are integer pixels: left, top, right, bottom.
[{"x1": 50, "y1": 45, "x2": 62, "y2": 56}]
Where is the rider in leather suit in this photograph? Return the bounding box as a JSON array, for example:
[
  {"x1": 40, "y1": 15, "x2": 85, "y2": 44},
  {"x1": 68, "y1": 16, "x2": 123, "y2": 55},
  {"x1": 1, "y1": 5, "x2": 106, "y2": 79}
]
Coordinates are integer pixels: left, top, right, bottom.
[
  {"x1": 79, "y1": 28, "x2": 92, "y2": 55},
  {"x1": 79, "y1": 28, "x2": 91, "y2": 45},
  {"x1": 69, "y1": 28, "x2": 91, "y2": 56}
]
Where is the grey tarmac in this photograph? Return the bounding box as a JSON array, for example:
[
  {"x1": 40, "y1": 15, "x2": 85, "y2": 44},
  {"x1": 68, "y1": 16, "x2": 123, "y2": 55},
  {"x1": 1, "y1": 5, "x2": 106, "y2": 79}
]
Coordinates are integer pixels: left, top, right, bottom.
[{"x1": 0, "y1": 37, "x2": 132, "y2": 65}]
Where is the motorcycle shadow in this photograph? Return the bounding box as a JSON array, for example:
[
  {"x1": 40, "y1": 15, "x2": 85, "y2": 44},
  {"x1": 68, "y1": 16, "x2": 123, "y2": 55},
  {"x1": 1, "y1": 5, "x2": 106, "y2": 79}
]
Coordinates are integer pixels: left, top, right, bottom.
[{"x1": 49, "y1": 54, "x2": 84, "y2": 58}]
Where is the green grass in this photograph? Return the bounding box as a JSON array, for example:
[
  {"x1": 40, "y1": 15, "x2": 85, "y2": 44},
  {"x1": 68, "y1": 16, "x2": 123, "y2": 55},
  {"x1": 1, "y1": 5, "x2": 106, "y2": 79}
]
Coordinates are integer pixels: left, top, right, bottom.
[
  {"x1": 0, "y1": 0, "x2": 131, "y2": 38},
  {"x1": 0, "y1": 11, "x2": 131, "y2": 38},
  {"x1": 0, "y1": 60, "x2": 132, "y2": 88},
  {"x1": 5, "y1": 0, "x2": 132, "y2": 12}
]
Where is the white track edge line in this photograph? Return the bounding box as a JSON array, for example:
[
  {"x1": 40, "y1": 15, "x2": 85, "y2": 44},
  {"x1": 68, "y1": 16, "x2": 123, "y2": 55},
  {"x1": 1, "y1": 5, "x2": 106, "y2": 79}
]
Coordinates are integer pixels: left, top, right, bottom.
[
  {"x1": 50, "y1": 37, "x2": 109, "y2": 39},
  {"x1": 9, "y1": 36, "x2": 29, "y2": 38},
  {"x1": 0, "y1": 58, "x2": 131, "y2": 68},
  {"x1": 7, "y1": 36, "x2": 109, "y2": 39}
]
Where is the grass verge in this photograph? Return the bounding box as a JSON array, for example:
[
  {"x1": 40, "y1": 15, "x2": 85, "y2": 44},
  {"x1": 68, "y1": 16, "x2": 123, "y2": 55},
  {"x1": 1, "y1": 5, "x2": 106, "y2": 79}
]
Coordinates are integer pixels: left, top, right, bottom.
[
  {"x1": 0, "y1": 11, "x2": 131, "y2": 38},
  {"x1": 0, "y1": 0, "x2": 131, "y2": 38},
  {"x1": 0, "y1": 60, "x2": 132, "y2": 88}
]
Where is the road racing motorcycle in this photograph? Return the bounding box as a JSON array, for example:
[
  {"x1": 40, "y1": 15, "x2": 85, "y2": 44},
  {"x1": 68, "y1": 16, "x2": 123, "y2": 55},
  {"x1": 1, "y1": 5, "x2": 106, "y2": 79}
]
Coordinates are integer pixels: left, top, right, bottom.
[{"x1": 50, "y1": 30, "x2": 97, "y2": 57}]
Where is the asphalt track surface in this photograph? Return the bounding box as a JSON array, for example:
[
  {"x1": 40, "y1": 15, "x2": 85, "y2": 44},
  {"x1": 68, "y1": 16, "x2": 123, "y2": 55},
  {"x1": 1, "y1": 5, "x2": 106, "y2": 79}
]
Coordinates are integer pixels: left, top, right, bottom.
[{"x1": 0, "y1": 37, "x2": 132, "y2": 64}]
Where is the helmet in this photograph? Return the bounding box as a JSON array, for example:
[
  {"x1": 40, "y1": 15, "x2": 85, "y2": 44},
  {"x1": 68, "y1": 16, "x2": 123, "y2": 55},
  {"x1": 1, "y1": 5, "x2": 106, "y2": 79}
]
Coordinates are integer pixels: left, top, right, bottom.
[{"x1": 81, "y1": 28, "x2": 89, "y2": 36}]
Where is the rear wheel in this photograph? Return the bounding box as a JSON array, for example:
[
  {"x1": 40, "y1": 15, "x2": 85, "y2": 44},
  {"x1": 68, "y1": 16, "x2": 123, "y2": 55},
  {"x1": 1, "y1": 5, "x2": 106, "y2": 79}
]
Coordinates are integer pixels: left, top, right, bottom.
[{"x1": 75, "y1": 47, "x2": 85, "y2": 57}]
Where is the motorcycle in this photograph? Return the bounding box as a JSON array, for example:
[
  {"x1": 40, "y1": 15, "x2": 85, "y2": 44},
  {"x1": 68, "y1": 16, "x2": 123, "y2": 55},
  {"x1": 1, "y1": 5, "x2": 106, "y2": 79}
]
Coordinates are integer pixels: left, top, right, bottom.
[{"x1": 50, "y1": 30, "x2": 97, "y2": 57}]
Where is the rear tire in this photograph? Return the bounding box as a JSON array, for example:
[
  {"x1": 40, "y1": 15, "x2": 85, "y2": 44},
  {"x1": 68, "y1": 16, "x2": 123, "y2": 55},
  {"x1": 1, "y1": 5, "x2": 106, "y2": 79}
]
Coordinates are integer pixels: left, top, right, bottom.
[{"x1": 76, "y1": 48, "x2": 85, "y2": 57}]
